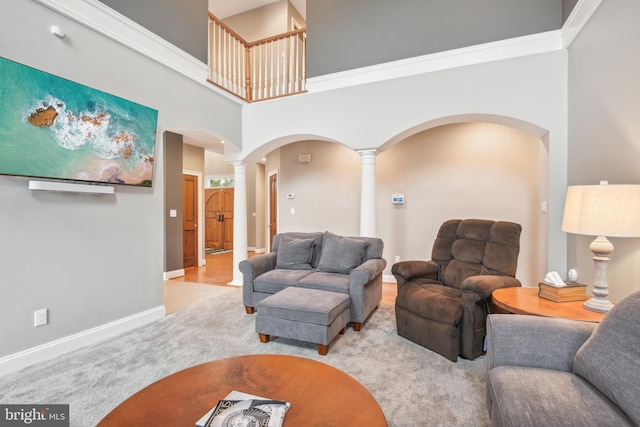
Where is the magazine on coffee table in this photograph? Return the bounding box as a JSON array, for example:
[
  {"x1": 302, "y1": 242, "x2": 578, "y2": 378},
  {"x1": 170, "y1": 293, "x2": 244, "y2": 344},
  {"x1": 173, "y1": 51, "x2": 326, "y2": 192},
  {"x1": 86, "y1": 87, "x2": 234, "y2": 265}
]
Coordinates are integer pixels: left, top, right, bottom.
[{"x1": 196, "y1": 390, "x2": 291, "y2": 427}]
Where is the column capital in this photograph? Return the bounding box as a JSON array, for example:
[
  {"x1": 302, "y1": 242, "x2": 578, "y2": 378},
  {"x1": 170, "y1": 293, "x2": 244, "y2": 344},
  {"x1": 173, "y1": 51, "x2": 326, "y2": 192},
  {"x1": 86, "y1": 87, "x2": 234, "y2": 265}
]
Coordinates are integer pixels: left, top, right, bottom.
[{"x1": 357, "y1": 149, "x2": 378, "y2": 157}]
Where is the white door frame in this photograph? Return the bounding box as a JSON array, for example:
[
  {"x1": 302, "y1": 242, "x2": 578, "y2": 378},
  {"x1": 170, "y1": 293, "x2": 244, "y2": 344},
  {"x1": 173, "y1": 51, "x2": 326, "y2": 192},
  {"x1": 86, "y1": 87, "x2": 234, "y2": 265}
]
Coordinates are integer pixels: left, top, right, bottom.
[{"x1": 266, "y1": 168, "x2": 278, "y2": 253}]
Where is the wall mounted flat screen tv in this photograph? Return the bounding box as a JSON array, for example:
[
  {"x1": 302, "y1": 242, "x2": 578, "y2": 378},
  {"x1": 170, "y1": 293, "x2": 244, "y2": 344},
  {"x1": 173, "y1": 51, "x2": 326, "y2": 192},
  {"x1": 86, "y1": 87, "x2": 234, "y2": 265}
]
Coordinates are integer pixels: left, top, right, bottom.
[{"x1": 0, "y1": 57, "x2": 158, "y2": 187}]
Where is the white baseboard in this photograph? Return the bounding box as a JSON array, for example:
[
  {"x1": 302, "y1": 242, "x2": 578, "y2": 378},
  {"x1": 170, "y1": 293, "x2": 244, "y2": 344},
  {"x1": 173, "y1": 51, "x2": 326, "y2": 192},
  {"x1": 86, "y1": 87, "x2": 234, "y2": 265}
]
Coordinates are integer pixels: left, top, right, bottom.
[
  {"x1": 163, "y1": 269, "x2": 185, "y2": 280},
  {"x1": 254, "y1": 248, "x2": 266, "y2": 254},
  {"x1": 0, "y1": 306, "x2": 165, "y2": 376},
  {"x1": 383, "y1": 274, "x2": 397, "y2": 283}
]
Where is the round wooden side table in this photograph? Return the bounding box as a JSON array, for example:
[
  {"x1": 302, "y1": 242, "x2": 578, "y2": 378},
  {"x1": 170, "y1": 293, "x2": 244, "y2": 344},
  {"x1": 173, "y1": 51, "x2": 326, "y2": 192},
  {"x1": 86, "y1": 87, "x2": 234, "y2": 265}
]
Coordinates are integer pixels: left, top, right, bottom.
[{"x1": 492, "y1": 287, "x2": 606, "y2": 323}]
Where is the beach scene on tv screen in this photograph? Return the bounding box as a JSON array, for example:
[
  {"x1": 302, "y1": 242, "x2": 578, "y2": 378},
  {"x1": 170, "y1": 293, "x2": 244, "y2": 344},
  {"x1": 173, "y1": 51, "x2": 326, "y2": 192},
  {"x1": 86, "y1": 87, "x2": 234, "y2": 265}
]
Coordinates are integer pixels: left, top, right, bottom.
[{"x1": 0, "y1": 57, "x2": 158, "y2": 187}]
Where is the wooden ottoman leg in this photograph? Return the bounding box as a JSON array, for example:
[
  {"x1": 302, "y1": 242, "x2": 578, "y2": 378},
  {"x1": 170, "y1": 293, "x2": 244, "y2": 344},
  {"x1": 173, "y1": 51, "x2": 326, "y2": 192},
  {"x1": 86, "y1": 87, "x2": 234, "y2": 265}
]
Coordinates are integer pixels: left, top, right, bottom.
[
  {"x1": 317, "y1": 344, "x2": 329, "y2": 356},
  {"x1": 339, "y1": 326, "x2": 347, "y2": 334},
  {"x1": 245, "y1": 306, "x2": 256, "y2": 314},
  {"x1": 258, "y1": 333, "x2": 270, "y2": 343}
]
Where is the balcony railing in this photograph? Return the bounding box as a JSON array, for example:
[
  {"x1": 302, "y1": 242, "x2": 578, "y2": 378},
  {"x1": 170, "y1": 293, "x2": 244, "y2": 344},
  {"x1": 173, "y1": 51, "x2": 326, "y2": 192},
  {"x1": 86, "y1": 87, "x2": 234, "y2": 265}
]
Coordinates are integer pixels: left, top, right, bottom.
[{"x1": 208, "y1": 13, "x2": 307, "y2": 102}]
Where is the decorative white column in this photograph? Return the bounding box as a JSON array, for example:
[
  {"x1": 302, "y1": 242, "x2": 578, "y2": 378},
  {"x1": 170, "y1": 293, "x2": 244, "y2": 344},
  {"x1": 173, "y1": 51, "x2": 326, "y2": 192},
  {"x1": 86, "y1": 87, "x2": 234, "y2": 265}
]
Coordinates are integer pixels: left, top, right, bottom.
[
  {"x1": 229, "y1": 162, "x2": 248, "y2": 286},
  {"x1": 358, "y1": 150, "x2": 377, "y2": 237}
]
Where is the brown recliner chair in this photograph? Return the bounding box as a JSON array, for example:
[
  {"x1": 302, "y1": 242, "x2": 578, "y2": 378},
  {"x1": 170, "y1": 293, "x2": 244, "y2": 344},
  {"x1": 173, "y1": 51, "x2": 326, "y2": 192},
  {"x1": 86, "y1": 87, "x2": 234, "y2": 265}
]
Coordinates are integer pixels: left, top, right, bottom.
[{"x1": 392, "y1": 219, "x2": 521, "y2": 361}]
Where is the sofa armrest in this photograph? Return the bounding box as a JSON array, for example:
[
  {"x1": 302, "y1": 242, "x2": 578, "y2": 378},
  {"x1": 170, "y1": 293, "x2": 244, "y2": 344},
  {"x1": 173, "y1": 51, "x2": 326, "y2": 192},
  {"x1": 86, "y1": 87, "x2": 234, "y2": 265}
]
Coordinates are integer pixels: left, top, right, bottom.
[
  {"x1": 486, "y1": 314, "x2": 597, "y2": 373},
  {"x1": 391, "y1": 260, "x2": 438, "y2": 289},
  {"x1": 462, "y1": 275, "x2": 521, "y2": 300},
  {"x1": 238, "y1": 252, "x2": 277, "y2": 282},
  {"x1": 350, "y1": 258, "x2": 387, "y2": 288},
  {"x1": 239, "y1": 252, "x2": 277, "y2": 310}
]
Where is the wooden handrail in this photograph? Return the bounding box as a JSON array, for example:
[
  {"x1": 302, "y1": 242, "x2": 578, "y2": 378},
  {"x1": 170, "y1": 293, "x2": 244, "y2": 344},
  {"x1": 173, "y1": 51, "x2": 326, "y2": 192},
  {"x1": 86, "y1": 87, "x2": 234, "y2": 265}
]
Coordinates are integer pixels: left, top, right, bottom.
[
  {"x1": 208, "y1": 12, "x2": 249, "y2": 45},
  {"x1": 247, "y1": 28, "x2": 306, "y2": 48},
  {"x1": 207, "y1": 12, "x2": 306, "y2": 102}
]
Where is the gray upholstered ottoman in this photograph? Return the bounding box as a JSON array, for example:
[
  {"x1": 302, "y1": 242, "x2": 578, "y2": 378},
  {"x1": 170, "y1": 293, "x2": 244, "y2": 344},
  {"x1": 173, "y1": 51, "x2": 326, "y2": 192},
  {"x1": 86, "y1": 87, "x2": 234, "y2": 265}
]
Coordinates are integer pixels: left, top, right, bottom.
[{"x1": 256, "y1": 287, "x2": 350, "y2": 355}]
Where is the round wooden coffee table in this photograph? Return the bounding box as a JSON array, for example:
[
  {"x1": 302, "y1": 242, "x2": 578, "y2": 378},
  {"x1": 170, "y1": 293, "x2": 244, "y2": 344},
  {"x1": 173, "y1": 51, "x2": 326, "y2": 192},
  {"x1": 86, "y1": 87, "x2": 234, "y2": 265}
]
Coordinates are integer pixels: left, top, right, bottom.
[
  {"x1": 97, "y1": 354, "x2": 387, "y2": 426},
  {"x1": 492, "y1": 287, "x2": 606, "y2": 323}
]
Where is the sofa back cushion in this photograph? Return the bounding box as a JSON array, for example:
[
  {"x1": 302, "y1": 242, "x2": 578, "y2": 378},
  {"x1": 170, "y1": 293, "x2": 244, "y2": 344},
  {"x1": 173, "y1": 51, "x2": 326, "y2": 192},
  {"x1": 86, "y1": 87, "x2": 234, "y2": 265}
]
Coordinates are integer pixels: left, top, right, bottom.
[
  {"x1": 275, "y1": 236, "x2": 315, "y2": 270},
  {"x1": 359, "y1": 236, "x2": 384, "y2": 262},
  {"x1": 431, "y1": 219, "x2": 521, "y2": 289},
  {"x1": 273, "y1": 232, "x2": 324, "y2": 268},
  {"x1": 573, "y1": 291, "x2": 640, "y2": 425},
  {"x1": 317, "y1": 231, "x2": 370, "y2": 274}
]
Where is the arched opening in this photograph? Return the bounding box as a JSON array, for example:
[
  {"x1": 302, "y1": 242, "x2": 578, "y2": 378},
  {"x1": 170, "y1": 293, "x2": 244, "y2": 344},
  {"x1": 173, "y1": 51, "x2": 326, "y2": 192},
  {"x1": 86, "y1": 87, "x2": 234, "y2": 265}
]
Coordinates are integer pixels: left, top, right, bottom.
[
  {"x1": 378, "y1": 120, "x2": 548, "y2": 286},
  {"x1": 247, "y1": 115, "x2": 548, "y2": 286}
]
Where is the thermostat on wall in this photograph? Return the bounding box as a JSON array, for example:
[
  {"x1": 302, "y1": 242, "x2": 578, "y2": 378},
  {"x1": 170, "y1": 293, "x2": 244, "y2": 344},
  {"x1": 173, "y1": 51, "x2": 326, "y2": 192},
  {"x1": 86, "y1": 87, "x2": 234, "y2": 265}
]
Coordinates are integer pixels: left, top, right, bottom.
[{"x1": 392, "y1": 194, "x2": 405, "y2": 204}]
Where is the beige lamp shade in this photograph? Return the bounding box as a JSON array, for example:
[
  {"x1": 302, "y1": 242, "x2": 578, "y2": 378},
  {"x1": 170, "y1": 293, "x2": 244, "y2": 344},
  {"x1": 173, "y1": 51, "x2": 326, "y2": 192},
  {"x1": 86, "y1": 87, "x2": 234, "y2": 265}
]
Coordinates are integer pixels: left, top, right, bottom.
[{"x1": 562, "y1": 183, "x2": 640, "y2": 237}]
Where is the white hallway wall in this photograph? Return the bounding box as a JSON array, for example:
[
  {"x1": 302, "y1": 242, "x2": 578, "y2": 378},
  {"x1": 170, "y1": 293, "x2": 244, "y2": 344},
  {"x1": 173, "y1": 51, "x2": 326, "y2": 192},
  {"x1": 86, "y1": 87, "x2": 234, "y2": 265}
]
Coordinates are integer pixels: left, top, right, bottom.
[{"x1": 243, "y1": 50, "x2": 568, "y2": 279}]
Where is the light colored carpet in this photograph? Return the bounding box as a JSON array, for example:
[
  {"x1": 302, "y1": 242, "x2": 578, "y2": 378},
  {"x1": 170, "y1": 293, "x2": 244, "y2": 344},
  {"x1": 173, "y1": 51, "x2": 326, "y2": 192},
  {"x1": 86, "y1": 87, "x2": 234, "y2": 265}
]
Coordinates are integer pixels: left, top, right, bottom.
[{"x1": 0, "y1": 288, "x2": 491, "y2": 427}]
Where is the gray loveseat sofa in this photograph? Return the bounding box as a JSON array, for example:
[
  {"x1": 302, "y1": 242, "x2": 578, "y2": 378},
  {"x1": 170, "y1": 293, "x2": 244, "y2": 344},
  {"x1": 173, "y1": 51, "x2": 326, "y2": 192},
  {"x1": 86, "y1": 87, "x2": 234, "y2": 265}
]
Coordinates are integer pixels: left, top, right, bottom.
[
  {"x1": 485, "y1": 290, "x2": 640, "y2": 427},
  {"x1": 239, "y1": 231, "x2": 386, "y2": 331}
]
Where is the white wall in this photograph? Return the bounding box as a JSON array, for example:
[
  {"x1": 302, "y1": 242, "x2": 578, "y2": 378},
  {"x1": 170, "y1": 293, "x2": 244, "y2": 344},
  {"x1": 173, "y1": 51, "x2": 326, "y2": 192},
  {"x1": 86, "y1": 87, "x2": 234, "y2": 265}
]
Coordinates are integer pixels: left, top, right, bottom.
[
  {"x1": 266, "y1": 123, "x2": 545, "y2": 286},
  {"x1": 0, "y1": 0, "x2": 241, "y2": 363},
  {"x1": 377, "y1": 122, "x2": 544, "y2": 286},
  {"x1": 221, "y1": 0, "x2": 289, "y2": 41},
  {"x1": 243, "y1": 50, "x2": 568, "y2": 276},
  {"x1": 205, "y1": 151, "x2": 234, "y2": 176},
  {"x1": 567, "y1": 0, "x2": 640, "y2": 302},
  {"x1": 274, "y1": 141, "x2": 361, "y2": 236}
]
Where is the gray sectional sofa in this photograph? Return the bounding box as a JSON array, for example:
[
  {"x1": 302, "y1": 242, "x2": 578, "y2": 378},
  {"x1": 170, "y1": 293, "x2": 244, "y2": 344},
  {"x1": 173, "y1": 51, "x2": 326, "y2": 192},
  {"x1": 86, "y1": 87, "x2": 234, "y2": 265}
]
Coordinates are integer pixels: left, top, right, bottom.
[
  {"x1": 485, "y1": 290, "x2": 640, "y2": 427},
  {"x1": 239, "y1": 231, "x2": 386, "y2": 331}
]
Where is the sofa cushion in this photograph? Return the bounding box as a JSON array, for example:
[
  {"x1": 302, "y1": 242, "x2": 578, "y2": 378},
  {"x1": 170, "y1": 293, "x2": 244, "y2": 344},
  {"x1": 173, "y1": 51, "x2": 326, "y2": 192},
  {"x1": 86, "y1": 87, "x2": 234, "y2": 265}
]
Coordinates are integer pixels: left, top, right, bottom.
[
  {"x1": 488, "y1": 366, "x2": 635, "y2": 427},
  {"x1": 275, "y1": 236, "x2": 315, "y2": 270},
  {"x1": 273, "y1": 232, "x2": 325, "y2": 268},
  {"x1": 317, "y1": 231, "x2": 369, "y2": 274},
  {"x1": 254, "y1": 269, "x2": 313, "y2": 294},
  {"x1": 395, "y1": 282, "x2": 462, "y2": 324},
  {"x1": 297, "y1": 271, "x2": 350, "y2": 294},
  {"x1": 573, "y1": 291, "x2": 640, "y2": 425}
]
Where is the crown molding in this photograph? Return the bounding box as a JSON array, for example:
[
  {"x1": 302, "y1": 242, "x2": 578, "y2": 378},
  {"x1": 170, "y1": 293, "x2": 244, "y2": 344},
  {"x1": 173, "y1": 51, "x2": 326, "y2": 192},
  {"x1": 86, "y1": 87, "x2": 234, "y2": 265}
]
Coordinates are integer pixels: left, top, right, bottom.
[
  {"x1": 562, "y1": 0, "x2": 603, "y2": 47},
  {"x1": 307, "y1": 0, "x2": 601, "y2": 93},
  {"x1": 33, "y1": 0, "x2": 601, "y2": 99},
  {"x1": 32, "y1": 0, "x2": 244, "y2": 104},
  {"x1": 307, "y1": 30, "x2": 564, "y2": 93}
]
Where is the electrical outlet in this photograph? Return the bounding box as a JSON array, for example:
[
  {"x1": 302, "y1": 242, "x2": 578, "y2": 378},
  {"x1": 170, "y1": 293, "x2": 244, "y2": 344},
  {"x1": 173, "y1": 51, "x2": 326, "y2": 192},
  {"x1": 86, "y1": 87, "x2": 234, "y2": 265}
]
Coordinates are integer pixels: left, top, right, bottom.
[{"x1": 34, "y1": 309, "x2": 48, "y2": 327}]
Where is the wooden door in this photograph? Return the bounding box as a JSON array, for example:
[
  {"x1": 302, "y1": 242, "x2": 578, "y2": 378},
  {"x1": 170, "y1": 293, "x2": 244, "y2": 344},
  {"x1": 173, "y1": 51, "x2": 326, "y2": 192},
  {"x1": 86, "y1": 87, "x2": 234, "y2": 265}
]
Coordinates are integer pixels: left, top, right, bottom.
[
  {"x1": 183, "y1": 174, "x2": 198, "y2": 268},
  {"x1": 205, "y1": 188, "x2": 234, "y2": 250},
  {"x1": 269, "y1": 173, "x2": 278, "y2": 248},
  {"x1": 205, "y1": 190, "x2": 223, "y2": 249},
  {"x1": 222, "y1": 189, "x2": 234, "y2": 249}
]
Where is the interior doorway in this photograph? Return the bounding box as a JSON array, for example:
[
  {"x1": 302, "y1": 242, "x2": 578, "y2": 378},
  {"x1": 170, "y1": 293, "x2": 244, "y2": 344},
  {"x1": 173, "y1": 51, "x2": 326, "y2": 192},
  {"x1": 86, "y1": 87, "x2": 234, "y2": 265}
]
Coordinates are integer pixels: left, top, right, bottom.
[{"x1": 205, "y1": 188, "x2": 234, "y2": 250}]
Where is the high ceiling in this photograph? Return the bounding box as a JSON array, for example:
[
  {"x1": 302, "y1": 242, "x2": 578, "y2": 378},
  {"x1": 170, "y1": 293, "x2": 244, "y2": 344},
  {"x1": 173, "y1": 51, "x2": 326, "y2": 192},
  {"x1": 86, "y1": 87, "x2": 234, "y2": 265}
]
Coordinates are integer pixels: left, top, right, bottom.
[
  {"x1": 197, "y1": 0, "x2": 305, "y2": 154},
  {"x1": 211, "y1": 0, "x2": 306, "y2": 20}
]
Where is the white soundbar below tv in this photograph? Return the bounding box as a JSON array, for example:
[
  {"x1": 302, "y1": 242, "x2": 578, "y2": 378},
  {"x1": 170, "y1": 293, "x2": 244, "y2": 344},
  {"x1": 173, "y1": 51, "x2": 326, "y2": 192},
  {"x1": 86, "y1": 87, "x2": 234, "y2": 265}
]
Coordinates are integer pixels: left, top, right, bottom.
[{"x1": 29, "y1": 180, "x2": 115, "y2": 195}]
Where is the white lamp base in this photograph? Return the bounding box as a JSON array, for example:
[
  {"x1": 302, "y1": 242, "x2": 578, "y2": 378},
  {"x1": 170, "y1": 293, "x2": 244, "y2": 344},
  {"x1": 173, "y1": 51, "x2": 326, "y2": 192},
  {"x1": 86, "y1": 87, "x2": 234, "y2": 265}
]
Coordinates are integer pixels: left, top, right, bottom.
[
  {"x1": 583, "y1": 297, "x2": 614, "y2": 313},
  {"x1": 583, "y1": 235, "x2": 614, "y2": 313}
]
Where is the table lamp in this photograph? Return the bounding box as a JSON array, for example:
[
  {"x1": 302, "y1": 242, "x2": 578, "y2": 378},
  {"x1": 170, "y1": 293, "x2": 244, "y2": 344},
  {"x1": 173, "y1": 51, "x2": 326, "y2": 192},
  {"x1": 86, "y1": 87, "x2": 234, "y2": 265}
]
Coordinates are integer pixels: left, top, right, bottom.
[{"x1": 561, "y1": 181, "x2": 640, "y2": 313}]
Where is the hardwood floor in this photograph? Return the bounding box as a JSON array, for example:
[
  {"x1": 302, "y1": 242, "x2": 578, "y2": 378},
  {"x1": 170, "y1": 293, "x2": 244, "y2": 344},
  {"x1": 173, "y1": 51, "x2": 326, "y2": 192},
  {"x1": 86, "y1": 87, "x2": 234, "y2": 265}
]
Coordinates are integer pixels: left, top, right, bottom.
[
  {"x1": 181, "y1": 251, "x2": 241, "y2": 286},
  {"x1": 167, "y1": 252, "x2": 397, "y2": 312}
]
